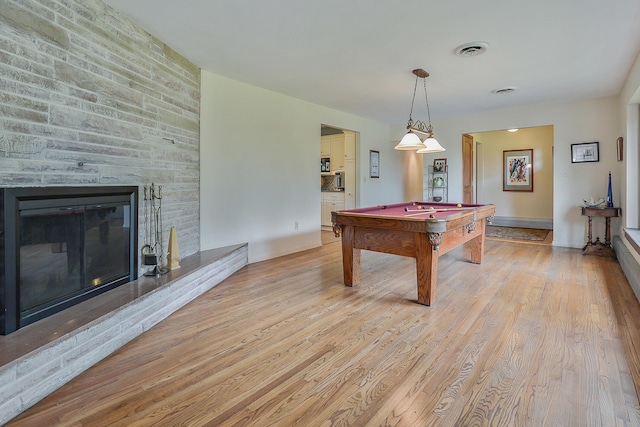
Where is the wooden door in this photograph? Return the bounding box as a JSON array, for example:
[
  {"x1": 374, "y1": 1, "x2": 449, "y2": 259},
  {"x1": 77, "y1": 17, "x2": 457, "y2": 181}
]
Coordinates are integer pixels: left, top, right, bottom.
[{"x1": 462, "y1": 134, "x2": 473, "y2": 204}]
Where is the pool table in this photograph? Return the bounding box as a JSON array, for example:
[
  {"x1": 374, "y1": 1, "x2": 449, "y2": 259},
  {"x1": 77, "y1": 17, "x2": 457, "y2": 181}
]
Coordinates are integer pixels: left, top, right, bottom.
[{"x1": 331, "y1": 201, "x2": 495, "y2": 306}]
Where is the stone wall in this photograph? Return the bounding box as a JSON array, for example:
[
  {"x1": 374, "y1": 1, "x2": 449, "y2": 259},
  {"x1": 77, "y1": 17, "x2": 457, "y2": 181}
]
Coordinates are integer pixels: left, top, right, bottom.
[{"x1": 0, "y1": 0, "x2": 201, "y2": 260}]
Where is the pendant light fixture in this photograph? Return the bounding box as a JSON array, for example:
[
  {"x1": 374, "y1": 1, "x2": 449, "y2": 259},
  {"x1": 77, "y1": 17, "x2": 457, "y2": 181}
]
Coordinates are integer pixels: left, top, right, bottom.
[
  {"x1": 394, "y1": 69, "x2": 426, "y2": 150},
  {"x1": 394, "y1": 69, "x2": 445, "y2": 153}
]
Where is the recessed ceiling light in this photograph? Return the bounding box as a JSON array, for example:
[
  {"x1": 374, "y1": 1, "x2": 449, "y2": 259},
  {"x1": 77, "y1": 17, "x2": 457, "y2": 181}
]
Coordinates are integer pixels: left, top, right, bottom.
[
  {"x1": 455, "y1": 41, "x2": 489, "y2": 57},
  {"x1": 507, "y1": 129, "x2": 519, "y2": 132},
  {"x1": 493, "y1": 86, "x2": 517, "y2": 94}
]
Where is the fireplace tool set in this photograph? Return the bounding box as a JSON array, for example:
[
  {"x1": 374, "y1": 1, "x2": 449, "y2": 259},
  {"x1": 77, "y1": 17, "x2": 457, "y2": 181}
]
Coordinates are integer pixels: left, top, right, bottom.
[{"x1": 141, "y1": 183, "x2": 168, "y2": 276}]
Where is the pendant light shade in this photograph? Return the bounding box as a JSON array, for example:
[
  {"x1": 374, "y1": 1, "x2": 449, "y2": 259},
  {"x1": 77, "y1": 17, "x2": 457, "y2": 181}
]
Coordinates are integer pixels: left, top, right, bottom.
[
  {"x1": 416, "y1": 135, "x2": 445, "y2": 153},
  {"x1": 395, "y1": 131, "x2": 424, "y2": 150},
  {"x1": 394, "y1": 69, "x2": 445, "y2": 153}
]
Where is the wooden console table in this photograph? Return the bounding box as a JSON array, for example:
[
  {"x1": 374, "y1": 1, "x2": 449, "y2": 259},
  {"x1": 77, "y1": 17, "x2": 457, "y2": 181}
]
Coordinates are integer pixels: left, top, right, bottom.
[{"x1": 581, "y1": 206, "x2": 620, "y2": 257}]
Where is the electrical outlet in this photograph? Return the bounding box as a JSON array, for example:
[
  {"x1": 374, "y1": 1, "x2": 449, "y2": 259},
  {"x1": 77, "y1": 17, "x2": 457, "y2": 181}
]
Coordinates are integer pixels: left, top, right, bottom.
[{"x1": 294, "y1": 221, "x2": 299, "y2": 230}]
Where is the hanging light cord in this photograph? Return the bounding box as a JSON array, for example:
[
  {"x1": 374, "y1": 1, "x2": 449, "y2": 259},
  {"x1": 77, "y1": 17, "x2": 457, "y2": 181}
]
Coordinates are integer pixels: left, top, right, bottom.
[
  {"x1": 423, "y1": 78, "x2": 434, "y2": 134},
  {"x1": 405, "y1": 73, "x2": 434, "y2": 135},
  {"x1": 406, "y1": 74, "x2": 419, "y2": 129}
]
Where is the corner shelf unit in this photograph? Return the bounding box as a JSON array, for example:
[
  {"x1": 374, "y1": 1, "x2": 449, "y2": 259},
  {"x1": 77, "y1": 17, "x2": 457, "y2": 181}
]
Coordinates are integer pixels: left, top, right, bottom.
[{"x1": 427, "y1": 165, "x2": 448, "y2": 202}]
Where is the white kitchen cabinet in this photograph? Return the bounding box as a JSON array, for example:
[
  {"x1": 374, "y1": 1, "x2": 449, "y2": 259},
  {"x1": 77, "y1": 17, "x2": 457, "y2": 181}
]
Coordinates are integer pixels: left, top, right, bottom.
[
  {"x1": 321, "y1": 134, "x2": 345, "y2": 170},
  {"x1": 344, "y1": 131, "x2": 356, "y2": 160},
  {"x1": 321, "y1": 134, "x2": 347, "y2": 171},
  {"x1": 344, "y1": 159, "x2": 356, "y2": 209},
  {"x1": 330, "y1": 136, "x2": 344, "y2": 170},
  {"x1": 321, "y1": 192, "x2": 345, "y2": 227},
  {"x1": 321, "y1": 197, "x2": 331, "y2": 226},
  {"x1": 321, "y1": 136, "x2": 331, "y2": 157}
]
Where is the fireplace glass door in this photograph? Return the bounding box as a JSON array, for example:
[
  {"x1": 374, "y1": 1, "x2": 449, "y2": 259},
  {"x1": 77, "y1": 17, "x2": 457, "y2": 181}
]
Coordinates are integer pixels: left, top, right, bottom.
[{"x1": 19, "y1": 202, "x2": 131, "y2": 323}]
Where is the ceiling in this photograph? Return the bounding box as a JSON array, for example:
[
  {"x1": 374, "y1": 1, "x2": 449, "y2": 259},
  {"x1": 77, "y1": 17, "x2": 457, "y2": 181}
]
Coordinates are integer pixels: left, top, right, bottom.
[{"x1": 103, "y1": 0, "x2": 640, "y2": 125}]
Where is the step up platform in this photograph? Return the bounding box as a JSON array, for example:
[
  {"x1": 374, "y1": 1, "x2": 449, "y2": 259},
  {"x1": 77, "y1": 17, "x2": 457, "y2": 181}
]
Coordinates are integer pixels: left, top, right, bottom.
[{"x1": 0, "y1": 244, "x2": 248, "y2": 425}]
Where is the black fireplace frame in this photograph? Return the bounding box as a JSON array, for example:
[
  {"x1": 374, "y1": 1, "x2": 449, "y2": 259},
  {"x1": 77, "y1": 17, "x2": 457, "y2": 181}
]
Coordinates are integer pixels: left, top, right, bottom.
[{"x1": 0, "y1": 186, "x2": 138, "y2": 335}]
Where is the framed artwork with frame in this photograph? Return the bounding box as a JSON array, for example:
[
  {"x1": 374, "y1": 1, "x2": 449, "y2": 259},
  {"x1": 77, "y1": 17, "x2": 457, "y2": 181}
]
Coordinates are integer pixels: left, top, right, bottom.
[
  {"x1": 369, "y1": 150, "x2": 380, "y2": 178},
  {"x1": 571, "y1": 142, "x2": 599, "y2": 163},
  {"x1": 433, "y1": 158, "x2": 447, "y2": 172},
  {"x1": 503, "y1": 149, "x2": 533, "y2": 192}
]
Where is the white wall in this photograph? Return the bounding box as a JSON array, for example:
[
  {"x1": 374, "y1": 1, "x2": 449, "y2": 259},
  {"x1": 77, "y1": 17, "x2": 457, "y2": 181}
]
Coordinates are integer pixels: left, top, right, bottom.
[
  {"x1": 619, "y1": 51, "x2": 640, "y2": 230},
  {"x1": 470, "y1": 127, "x2": 554, "y2": 224},
  {"x1": 401, "y1": 150, "x2": 424, "y2": 201},
  {"x1": 200, "y1": 71, "x2": 398, "y2": 263},
  {"x1": 201, "y1": 70, "x2": 629, "y2": 256},
  {"x1": 395, "y1": 95, "x2": 620, "y2": 249},
  {"x1": 618, "y1": 50, "x2": 640, "y2": 265}
]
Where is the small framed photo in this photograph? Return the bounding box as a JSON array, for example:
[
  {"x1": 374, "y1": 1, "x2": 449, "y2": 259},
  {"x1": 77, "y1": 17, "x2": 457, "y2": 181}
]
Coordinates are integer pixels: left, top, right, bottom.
[
  {"x1": 433, "y1": 158, "x2": 447, "y2": 172},
  {"x1": 503, "y1": 149, "x2": 533, "y2": 192},
  {"x1": 369, "y1": 150, "x2": 380, "y2": 178},
  {"x1": 571, "y1": 142, "x2": 599, "y2": 163}
]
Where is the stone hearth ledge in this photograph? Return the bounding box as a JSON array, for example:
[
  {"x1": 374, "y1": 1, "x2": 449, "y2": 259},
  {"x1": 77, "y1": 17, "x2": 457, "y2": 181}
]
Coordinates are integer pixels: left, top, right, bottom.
[{"x1": 0, "y1": 244, "x2": 248, "y2": 425}]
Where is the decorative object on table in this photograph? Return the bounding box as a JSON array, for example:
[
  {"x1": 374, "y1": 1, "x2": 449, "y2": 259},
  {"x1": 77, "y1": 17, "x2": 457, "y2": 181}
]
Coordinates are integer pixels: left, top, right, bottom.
[
  {"x1": 571, "y1": 141, "x2": 599, "y2": 163},
  {"x1": 166, "y1": 226, "x2": 181, "y2": 270},
  {"x1": 432, "y1": 196, "x2": 443, "y2": 202},
  {"x1": 607, "y1": 171, "x2": 613, "y2": 207},
  {"x1": 433, "y1": 158, "x2": 447, "y2": 172},
  {"x1": 583, "y1": 197, "x2": 605, "y2": 207},
  {"x1": 617, "y1": 137, "x2": 624, "y2": 161},
  {"x1": 394, "y1": 69, "x2": 445, "y2": 153},
  {"x1": 142, "y1": 183, "x2": 168, "y2": 277},
  {"x1": 369, "y1": 150, "x2": 380, "y2": 178},
  {"x1": 503, "y1": 149, "x2": 533, "y2": 192},
  {"x1": 433, "y1": 177, "x2": 444, "y2": 187}
]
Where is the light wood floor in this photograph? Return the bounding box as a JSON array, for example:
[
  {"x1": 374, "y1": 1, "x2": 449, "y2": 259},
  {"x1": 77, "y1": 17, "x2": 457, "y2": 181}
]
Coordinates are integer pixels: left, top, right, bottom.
[{"x1": 9, "y1": 238, "x2": 640, "y2": 426}]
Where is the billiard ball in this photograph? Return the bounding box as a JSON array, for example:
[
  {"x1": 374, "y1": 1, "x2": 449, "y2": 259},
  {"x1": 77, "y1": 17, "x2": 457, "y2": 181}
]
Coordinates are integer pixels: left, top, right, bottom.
[{"x1": 457, "y1": 203, "x2": 462, "y2": 208}]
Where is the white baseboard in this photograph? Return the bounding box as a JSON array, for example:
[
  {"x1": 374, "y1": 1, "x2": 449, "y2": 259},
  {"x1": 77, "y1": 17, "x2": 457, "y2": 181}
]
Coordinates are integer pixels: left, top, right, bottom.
[{"x1": 490, "y1": 216, "x2": 553, "y2": 230}]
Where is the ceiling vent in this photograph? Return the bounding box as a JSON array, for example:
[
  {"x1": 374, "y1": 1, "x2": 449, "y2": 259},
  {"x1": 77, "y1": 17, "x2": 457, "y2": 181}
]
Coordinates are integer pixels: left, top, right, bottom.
[
  {"x1": 493, "y1": 87, "x2": 517, "y2": 94},
  {"x1": 455, "y1": 41, "x2": 489, "y2": 57}
]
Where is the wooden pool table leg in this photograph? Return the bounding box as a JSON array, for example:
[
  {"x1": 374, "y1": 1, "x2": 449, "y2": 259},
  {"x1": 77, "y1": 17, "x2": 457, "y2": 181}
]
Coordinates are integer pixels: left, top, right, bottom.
[
  {"x1": 415, "y1": 233, "x2": 438, "y2": 305},
  {"x1": 469, "y1": 220, "x2": 486, "y2": 264},
  {"x1": 341, "y1": 225, "x2": 360, "y2": 286}
]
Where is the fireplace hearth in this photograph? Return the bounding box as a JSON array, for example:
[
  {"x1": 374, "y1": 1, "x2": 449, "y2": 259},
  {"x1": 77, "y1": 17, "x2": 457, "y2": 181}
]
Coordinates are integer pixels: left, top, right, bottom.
[{"x1": 0, "y1": 186, "x2": 138, "y2": 334}]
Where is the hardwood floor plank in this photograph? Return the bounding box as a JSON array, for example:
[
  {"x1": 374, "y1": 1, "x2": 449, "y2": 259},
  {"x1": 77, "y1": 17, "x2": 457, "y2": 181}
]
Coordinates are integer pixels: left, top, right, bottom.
[{"x1": 7, "y1": 239, "x2": 640, "y2": 426}]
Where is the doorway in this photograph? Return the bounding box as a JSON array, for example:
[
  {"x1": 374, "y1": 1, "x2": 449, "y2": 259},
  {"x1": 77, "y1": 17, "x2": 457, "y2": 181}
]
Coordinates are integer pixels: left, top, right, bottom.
[
  {"x1": 465, "y1": 126, "x2": 554, "y2": 231},
  {"x1": 320, "y1": 125, "x2": 359, "y2": 238},
  {"x1": 462, "y1": 134, "x2": 473, "y2": 204}
]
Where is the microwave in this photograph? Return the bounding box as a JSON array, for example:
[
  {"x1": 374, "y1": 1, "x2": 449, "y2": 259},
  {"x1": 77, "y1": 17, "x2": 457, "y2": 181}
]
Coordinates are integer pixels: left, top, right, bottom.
[{"x1": 321, "y1": 157, "x2": 330, "y2": 172}]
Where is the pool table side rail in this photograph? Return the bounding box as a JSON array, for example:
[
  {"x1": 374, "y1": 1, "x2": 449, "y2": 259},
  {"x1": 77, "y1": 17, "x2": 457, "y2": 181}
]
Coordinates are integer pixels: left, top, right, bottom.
[
  {"x1": 341, "y1": 201, "x2": 487, "y2": 214},
  {"x1": 331, "y1": 204, "x2": 495, "y2": 235}
]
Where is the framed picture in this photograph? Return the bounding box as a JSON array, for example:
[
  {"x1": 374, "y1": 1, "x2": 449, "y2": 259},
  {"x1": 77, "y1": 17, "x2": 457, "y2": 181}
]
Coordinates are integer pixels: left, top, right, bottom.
[
  {"x1": 433, "y1": 158, "x2": 447, "y2": 172},
  {"x1": 503, "y1": 149, "x2": 533, "y2": 192},
  {"x1": 571, "y1": 142, "x2": 599, "y2": 163},
  {"x1": 617, "y1": 137, "x2": 623, "y2": 161},
  {"x1": 369, "y1": 150, "x2": 380, "y2": 178}
]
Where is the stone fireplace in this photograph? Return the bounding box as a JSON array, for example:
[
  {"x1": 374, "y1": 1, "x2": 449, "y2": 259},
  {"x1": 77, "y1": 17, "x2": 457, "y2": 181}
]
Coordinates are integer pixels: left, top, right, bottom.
[
  {"x1": 0, "y1": 186, "x2": 138, "y2": 335},
  {"x1": 0, "y1": 0, "x2": 204, "y2": 421}
]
